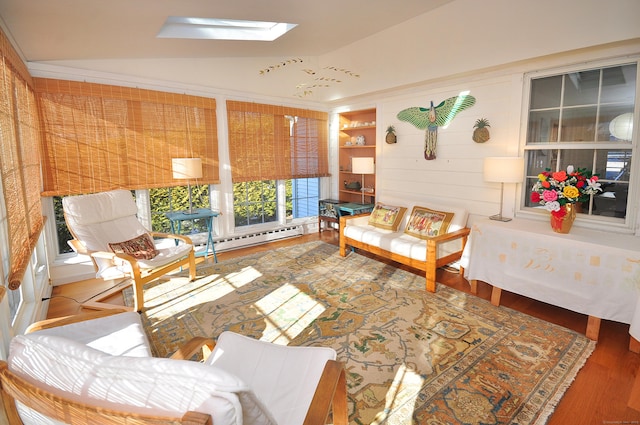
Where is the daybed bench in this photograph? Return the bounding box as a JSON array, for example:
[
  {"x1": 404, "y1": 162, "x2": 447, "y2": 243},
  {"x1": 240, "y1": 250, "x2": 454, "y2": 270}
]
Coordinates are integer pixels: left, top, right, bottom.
[{"x1": 339, "y1": 196, "x2": 470, "y2": 292}]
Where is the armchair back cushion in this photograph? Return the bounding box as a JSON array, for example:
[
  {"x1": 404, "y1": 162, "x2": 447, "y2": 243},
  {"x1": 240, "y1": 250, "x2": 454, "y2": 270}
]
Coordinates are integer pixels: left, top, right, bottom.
[
  {"x1": 207, "y1": 331, "x2": 337, "y2": 425},
  {"x1": 9, "y1": 333, "x2": 277, "y2": 425},
  {"x1": 30, "y1": 311, "x2": 152, "y2": 357},
  {"x1": 62, "y1": 189, "x2": 193, "y2": 278},
  {"x1": 63, "y1": 189, "x2": 143, "y2": 253}
]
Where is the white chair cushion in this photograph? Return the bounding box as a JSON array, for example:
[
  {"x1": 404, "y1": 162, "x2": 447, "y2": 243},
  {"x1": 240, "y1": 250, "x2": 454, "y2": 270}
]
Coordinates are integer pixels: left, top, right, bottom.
[
  {"x1": 63, "y1": 189, "x2": 193, "y2": 278},
  {"x1": 97, "y1": 241, "x2": 194, "y2": 279},
  {"x1": 62, "y1": 189, "x2": 138, "y2": 226},
  {"x1": 206, "y1": 331, "x2": 337, "y2": 425},
  {"x1": 31, "y1": 312, "x2": 152, "y2": 357},
  {"x1": 9, "y1": 334, "x2": 277, "y2": 425}
]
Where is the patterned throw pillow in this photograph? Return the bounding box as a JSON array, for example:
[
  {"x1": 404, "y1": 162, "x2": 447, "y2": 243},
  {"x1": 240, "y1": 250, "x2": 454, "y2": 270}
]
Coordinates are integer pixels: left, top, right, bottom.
[
  {"x1": 108, "y1": 233, "x2": 158, "y2": 260},
  {"x1": 404, "y1": 206, "x2": 454, "y2": 239},
  {"x1": 368, "y1": 203, "x2": 407, "y2": 231}
]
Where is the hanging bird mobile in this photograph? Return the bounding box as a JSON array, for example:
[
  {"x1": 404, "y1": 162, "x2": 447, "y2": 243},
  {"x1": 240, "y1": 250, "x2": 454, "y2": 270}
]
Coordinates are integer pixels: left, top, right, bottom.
[{"x1": 397, "y1": 94, "x2": 476, "y2": 160}]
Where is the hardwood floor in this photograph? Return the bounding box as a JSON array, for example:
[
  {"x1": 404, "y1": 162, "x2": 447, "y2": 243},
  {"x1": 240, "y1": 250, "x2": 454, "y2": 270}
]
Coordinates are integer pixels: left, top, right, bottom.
[{"x1": 47, "y1": 230, "x2": 640, "y2": 423}]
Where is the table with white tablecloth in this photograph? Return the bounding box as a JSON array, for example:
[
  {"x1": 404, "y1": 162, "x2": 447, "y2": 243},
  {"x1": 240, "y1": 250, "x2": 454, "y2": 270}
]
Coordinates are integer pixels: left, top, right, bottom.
[{"x1": 460, "y1": 217, "x2": 640, "y2": 345}]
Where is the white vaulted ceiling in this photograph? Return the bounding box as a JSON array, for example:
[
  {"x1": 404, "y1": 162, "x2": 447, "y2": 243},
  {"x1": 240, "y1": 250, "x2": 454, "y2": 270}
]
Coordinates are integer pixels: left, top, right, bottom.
[{"x1": 0, "y1": 0, "x2": 639, "y2": 103}]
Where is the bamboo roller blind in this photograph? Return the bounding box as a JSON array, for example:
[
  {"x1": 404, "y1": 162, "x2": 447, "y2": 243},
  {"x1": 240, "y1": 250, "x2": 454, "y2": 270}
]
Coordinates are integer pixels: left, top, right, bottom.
[
  {"x1": 227, "y1": 100, "x2": 329, "y2": 183},
  {"x1": 35, "y1": 79, "x2": 220, "y2": 196},
  {"x1": 0, "y1": 28, "x2": 45, "y2": 290}
]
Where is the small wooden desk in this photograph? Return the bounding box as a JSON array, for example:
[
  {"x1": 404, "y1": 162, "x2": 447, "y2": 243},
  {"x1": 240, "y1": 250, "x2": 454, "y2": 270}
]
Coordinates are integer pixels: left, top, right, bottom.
[
  {"x1": 462, "y1": 218, "x2": 640, "y2": 343},
  {"x1": 165, "y1": 208, "x2": 219, "y2": 262}
]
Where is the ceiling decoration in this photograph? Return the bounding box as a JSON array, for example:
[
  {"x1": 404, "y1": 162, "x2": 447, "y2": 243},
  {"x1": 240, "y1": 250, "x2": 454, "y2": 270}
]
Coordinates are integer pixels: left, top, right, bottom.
[{"x1": 259, "y1": 58, "x2": 360, "y2": 97}]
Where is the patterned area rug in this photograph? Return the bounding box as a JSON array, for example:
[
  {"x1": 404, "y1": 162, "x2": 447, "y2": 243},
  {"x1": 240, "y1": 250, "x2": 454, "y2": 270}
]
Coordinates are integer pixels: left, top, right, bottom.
[{"x1": 126, "y1": 241, "x2": 595, "y2": 425}]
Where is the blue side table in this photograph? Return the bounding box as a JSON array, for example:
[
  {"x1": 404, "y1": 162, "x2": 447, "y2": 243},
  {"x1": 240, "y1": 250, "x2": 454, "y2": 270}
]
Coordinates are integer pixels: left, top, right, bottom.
[
  {"x1": 165, "y1": 208, "x2": 219, "y2": 262},
  {"x1": 337, "y1": 203, "x2": 375, "y2": 216}
]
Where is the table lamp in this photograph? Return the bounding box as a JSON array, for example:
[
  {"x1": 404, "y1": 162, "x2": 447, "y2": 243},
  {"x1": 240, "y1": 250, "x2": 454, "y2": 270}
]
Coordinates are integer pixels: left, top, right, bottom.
[
  {"x1": 352, "y1": 157, "x2": 375, "y2": 204},
  {"x1": 483, "y1": 156, "x2": 524, "y2": 222},
  {"x1": 172, "y1": 158, "x2": 203, "y2": 214}
]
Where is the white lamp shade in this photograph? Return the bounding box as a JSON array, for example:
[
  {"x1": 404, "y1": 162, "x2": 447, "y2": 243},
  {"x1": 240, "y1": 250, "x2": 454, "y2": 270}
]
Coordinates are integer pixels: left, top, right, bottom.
[
  {"x1": 483, "y1": 157, "x2": 524, "y2": 183},
  {"x1": 352, "y1": 157, "x2": 375, "y2": 174},
  {"x1": 172, "y1": 158, "x2": 203, "y2": 180},
  {"x1": 609, "y1": 113, "x2": 634, "y2": 141}
]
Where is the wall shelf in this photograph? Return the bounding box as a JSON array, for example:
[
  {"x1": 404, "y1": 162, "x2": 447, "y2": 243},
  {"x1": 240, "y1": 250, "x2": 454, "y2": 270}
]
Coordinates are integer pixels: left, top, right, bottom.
[{"x1": 338, "y1": 108, "x2": 376, "y2": 204}]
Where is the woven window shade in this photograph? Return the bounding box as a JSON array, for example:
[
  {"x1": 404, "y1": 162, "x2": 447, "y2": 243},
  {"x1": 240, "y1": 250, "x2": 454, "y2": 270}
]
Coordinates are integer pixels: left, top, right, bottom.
[
  {"x1": 0, "y1": 28, "x2": 45, "y2": 290},
  {"x1": 227, "y1": 101, "x2": 329, "y2": 183},
  {"x1": 35, "y1": 79, "x2": 220, "y2": 196}
]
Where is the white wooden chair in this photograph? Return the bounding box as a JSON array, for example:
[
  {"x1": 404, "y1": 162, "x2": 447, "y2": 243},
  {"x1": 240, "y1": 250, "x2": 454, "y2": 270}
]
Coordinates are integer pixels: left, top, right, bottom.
[
  {"x1": 62, "y1": 190, "x2": 197, "y2": 312},
  {"x1": 0, "y1": 311, "x2": 348, "y2": 425}
]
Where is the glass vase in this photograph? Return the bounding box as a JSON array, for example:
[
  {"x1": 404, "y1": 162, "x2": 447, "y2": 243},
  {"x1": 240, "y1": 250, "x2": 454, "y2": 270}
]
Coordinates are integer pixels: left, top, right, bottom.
[{"x1": 550, "y1": 204, "x2": 576, "y2": 234}]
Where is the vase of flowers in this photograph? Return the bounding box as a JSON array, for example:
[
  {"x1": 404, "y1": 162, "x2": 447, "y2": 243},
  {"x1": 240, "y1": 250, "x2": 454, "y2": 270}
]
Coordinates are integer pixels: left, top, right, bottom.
[{"x1": 530, "y1": 166, "x2": 602, "y2": 233}]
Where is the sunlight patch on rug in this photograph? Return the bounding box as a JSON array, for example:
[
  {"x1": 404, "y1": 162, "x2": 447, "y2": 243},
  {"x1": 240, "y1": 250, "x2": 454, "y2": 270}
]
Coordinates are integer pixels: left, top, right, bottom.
[
  {"x1": 142, "y1": 266, "x2": 263, "y2": 320},
  {"x1": 126, "y1": 241, "x2": 595, "y2": 425}
]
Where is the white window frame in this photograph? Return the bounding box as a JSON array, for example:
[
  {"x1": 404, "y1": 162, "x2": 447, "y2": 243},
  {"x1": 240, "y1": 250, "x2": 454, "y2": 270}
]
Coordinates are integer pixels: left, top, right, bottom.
[{"x1": 519, "y1": 57, "x2": 640, "y2": 235}]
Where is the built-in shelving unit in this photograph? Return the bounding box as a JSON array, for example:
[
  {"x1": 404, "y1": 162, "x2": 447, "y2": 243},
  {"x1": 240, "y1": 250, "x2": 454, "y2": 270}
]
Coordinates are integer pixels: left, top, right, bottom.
[{"x1": 338, "y1": 108, "x2": 376, "y2": 204}]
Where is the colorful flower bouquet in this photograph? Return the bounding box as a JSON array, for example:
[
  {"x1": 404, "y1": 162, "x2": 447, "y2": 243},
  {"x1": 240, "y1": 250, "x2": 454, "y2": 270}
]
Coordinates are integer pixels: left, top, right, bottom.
[{"x1": 531, "y1": 166, "x2": 602, "y2": 218}]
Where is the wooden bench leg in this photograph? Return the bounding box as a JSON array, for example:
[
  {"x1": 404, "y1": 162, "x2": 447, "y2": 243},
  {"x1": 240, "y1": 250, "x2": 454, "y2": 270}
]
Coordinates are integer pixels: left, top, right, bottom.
[
  {"x1": 425, "y1": 266, "x2": 437, "y2": 293},
  {"x1": 490, "y1": 286, "x2": 502, "y2": 306},
  {"x1": 585, "y1": 316, "x2": 600, "y2": 341}
]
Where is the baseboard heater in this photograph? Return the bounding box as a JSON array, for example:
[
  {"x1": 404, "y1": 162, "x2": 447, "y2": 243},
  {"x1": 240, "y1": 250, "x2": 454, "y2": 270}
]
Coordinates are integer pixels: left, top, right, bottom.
[{"x1": 212, "y1": 225, "x2": 303, "y2": 252}]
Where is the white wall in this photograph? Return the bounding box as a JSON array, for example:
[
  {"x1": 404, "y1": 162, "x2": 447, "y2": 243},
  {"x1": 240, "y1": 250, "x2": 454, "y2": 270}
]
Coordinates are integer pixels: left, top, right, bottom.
[
  {"x1": 375, "y1": 74, "x2": 521, "y2": 218},
  {"x1": 331, "y1": 40, "x2": 640, "y2": 234}
]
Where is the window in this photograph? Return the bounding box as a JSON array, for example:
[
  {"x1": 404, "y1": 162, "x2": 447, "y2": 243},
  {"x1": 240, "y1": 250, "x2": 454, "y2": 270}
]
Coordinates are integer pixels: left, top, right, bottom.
[
  {"x1": 149, "y1": 185, "x2": 210, "y2": 233},
  {"x1": 233, "y1": 178, "x2": 319, "y2": 228},
  {"x1": 233, "y1": 180, "x2": 278, "y2": 227},
  {"x1": 287, "y1": 178, "x2": 319, "y2": 219},
  {"x1": 523, "y1": 62, "x2": 637, "y2": 221},
  {"x1": 53, "y1": 186, "x2": 212, "y2": 256},
  {"x1": 53, "y1": 196, "x2": 73, "y2": 254}
]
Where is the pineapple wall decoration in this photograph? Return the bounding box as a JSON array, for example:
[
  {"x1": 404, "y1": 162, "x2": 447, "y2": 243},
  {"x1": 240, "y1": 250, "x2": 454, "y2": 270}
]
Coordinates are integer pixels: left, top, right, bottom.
[
  {"x1": 472, "y1": 118, "x2": 491, "y2": 143},
  {"x1": 385, "y1": 126, "x2": 397, "y2": 144}
]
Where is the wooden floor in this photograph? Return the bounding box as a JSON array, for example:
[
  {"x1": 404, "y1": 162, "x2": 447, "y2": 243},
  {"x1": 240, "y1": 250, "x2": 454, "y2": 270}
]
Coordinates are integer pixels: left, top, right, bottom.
[{"x1": 48, "y1": 230, "x2": 640, "y2": 424}]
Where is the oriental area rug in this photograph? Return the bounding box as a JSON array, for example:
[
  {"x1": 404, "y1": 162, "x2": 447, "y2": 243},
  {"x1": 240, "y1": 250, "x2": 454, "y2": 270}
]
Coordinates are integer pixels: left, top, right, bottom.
[{"x1": 125, "y1": 241, "x2": 595, "y2": 425}]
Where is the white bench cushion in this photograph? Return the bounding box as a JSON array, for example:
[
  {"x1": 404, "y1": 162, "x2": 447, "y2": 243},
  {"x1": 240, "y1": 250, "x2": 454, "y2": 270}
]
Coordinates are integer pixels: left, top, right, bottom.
[{"x1": 343, "y1": 196, "x2": 469, "y2": 262}]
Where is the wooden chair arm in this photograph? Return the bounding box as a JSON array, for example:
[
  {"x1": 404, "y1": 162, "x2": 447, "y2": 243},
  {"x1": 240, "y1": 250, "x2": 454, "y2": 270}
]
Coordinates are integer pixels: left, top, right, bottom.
[
  {"x1": 430, "y1": 227, "x2": 471, "y2": 244},
  {"x1": 67, "y1": 239, "x2": 90, "y2": 255},
  {"x1": 339, "y1": 212, "x2": 370, "y2": 227},
  {"x1": 150, "y1": 232, "x2": 194, "y2": 245},
  {"x1": 170, "y1": 337, "x2": 216, "y2": 361},
  {"x1": 69, "y1": 242, "x2": 139, "y2": 264},
  {"x1": 0, "y1": 361, "x2": 213, "y2": 425},
  {"x1": 25, "y1": 310, "x2": 128, "y2": 334},
  {"x1": 303, "y1": 360, "x2": 348, "y2": 425}
]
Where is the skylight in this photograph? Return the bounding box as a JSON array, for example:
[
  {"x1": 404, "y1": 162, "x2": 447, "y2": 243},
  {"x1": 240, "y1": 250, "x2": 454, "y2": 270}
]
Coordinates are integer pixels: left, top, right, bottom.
[{"x1": 157, "y1": 17, "x2": 297, "y2": 41}]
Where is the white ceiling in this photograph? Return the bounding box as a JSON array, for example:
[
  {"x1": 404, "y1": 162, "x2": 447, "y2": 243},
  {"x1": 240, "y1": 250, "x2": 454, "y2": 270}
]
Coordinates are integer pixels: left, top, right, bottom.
[
  {"x1": 0, "y1": 0, "x2": 451, "y2": 60},
  {"x1": 1, "y1": 0, "x2": 639, "y2": 103}
]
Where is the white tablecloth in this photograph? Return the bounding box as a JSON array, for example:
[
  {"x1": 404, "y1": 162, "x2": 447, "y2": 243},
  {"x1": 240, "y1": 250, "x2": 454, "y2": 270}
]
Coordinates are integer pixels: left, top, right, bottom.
[{"x1": 461, "y1": 218, "x2": 640, "y2": 338}]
